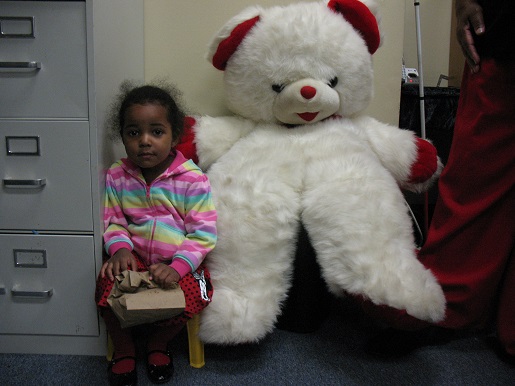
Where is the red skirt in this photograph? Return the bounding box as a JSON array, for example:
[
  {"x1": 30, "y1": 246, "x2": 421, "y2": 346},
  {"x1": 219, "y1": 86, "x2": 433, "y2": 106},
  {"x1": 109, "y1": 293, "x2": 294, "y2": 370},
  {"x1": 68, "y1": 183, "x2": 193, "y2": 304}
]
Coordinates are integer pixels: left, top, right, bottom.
[{"x1": 95, "y1": 253, "x2": 213, "y2": 326}]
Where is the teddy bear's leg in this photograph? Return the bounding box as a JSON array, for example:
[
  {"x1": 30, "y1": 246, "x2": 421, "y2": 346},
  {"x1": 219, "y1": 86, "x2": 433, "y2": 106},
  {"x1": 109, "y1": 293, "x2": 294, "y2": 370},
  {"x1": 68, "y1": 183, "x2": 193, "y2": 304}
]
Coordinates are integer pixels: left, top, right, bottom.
[
  {"x1": 198, "y1": 224, "x2": 298, "y2": 344},
  {"x1": 198, "y1": 160, "x2": 302, "y2": 344},
  {"x1": 301, "y1": 175, "x2": 446, "y2": 324}
]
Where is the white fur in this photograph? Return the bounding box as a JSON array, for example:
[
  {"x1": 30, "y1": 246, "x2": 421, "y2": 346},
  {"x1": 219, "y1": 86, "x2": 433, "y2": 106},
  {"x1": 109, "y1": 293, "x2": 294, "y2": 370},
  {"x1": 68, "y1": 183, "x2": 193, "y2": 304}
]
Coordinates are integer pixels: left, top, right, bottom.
[{"x1": 196, "y1": 1, "x2": 445, "y2": 344}]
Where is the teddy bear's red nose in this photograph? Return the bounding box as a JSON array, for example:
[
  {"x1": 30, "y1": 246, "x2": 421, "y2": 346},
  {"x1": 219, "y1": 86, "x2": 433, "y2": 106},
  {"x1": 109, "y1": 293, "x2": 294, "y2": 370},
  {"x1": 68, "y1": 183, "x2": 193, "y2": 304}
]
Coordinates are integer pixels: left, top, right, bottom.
[{"x1": 300, "y1": 86, "x2": 317, "y2": 100}]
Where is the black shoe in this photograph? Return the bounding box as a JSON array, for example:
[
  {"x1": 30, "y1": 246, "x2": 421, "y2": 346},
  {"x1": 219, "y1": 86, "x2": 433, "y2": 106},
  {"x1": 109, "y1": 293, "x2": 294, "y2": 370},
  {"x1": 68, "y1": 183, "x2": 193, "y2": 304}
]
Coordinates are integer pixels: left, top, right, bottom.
[
  {"x1": 365, "y1": 327, "x2": 457, "y2": 359},
  {"x1": 147, "y1": 349, "x2": 174, "y2": 384},
  {"x1": 108, "y1": 356, "x2": 137, "y2": 386}
]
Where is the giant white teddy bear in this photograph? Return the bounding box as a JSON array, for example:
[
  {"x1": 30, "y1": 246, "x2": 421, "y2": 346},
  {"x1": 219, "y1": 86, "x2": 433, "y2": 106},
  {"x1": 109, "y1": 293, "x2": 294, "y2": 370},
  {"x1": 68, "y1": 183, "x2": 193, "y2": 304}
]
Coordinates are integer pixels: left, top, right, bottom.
[{"x1": 178, "y1": 0, "x2": 446, "y2": 344}]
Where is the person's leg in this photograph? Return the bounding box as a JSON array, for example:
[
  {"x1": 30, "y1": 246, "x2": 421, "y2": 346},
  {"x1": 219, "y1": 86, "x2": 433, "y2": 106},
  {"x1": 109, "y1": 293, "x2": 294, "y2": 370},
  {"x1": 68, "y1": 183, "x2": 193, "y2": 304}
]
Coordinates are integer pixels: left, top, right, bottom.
[
  {"x1": 497, "y1": 247, "x2": 515, "y2": 359},
  {"x1": 95, "y1": 251, "x2": 146, "y2": 380},
  {"x1": 145, "y1": 264, "x2": 213, "y2": 382},
  {"x1": 364, "y1": 61, "x2": 514, "y2": 357},
  {"x1": 419, "y1": 59, "x2": 515, "y2": 331},
  {"x1": 102, "y1": 308, "x2": 136, "y2": 373},
  {"x1": 147, "y1": 321, "x2": 186, "y2": 364}
]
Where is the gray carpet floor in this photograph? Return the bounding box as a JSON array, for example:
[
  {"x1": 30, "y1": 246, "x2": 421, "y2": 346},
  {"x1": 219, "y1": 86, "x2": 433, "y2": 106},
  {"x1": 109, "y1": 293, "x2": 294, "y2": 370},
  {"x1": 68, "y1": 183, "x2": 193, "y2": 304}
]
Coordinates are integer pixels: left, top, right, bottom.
[{"x1": 1, "y1": 298, "x2": 514, "y2": 386}]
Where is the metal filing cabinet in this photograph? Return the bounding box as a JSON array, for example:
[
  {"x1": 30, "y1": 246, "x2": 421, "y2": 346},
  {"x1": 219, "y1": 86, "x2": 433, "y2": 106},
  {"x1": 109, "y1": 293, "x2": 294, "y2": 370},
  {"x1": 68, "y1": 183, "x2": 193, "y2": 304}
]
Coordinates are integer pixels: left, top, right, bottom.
[{"x1": 0, "y1": 0, "x2": 144, "y2": 355}]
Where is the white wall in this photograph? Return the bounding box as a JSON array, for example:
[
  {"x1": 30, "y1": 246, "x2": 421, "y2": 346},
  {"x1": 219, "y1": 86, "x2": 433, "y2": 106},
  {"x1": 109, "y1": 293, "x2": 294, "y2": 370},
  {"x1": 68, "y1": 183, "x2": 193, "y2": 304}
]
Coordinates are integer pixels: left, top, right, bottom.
[
  {"x1": 365, "y1": 0, "x2": 405, "y2": 123},
  {"x1": 144, "y1": 0, "x2": 405, "y2": 126},
  {"x1": 403, "y1": 0, "x2": 453, "y2": 87}
]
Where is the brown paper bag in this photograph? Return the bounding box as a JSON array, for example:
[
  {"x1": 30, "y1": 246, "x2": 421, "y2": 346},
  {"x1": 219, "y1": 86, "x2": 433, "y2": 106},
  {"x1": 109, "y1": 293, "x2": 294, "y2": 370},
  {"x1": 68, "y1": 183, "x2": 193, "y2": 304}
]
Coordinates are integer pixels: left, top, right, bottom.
[{"x1": 107, "y1": 270, "x2": 185, "y2": 328}]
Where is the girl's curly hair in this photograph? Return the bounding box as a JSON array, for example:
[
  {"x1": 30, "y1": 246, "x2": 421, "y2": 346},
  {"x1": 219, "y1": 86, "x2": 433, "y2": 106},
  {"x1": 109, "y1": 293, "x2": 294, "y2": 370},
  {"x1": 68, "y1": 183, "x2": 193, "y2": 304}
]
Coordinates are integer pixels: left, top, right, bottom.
[{"x1": 106, "y1": 79, "x2": 187, "y2": 144}]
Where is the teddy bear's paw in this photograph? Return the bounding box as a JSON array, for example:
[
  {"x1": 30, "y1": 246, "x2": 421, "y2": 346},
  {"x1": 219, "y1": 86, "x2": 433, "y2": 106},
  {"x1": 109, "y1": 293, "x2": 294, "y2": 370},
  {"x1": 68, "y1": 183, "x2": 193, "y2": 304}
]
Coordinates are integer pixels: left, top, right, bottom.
[
  {"x1": 354, "y1": 261, "x2": 447, "y2": 324},
  {"x1": 404, "y1": 146, "x2": 444, "y2": 193},
  {"x1": 198, "y1": 288, "x2": 278, "y2": 344},
  {"x1": 403, "y1": 273, "x2": 446, "y2": 323}
]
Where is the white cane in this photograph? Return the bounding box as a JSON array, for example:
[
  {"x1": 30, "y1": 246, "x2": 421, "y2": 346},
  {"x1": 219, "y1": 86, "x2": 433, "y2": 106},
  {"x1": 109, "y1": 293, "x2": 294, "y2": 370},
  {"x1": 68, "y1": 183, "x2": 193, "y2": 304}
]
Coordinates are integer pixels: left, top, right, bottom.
[
  {"x1": 414, "y1": 0, "x2": 426, "y2": 140},
  {"x1": 414, "y1": 0, "x2": 429, "y2": 237}
]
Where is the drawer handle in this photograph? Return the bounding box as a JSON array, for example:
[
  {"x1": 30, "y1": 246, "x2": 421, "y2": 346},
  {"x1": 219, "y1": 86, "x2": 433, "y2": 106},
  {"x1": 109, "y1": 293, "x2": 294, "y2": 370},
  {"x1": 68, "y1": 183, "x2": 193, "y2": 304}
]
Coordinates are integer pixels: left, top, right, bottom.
[
  {"x1": 0, "y1": 61, "x2": 41, "y2": 70},
  {"x1": 12, "y1": 288, "x2": 54, "y2": 298},
  {"x1": 3, "y1": 178, "x2": 46, "y2": 188}
]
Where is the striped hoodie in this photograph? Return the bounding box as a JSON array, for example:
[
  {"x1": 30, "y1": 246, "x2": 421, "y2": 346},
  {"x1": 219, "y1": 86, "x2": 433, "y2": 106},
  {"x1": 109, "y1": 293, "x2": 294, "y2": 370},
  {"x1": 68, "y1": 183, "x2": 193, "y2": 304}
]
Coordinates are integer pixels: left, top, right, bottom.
[{"x1": 103, "y1": 150, "x2": 217, "y2": 278}]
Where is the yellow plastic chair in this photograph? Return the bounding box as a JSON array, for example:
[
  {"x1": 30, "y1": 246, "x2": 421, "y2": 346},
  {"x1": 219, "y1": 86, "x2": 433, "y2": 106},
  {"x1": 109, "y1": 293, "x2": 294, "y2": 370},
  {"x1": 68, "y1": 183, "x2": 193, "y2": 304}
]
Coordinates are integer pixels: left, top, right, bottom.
[
  {"x1": 106, "y1": 313, "x2": 205, "y2": 368},
  {"x1": 186, "y1": 314, "x2": 205, "y2": 368}
]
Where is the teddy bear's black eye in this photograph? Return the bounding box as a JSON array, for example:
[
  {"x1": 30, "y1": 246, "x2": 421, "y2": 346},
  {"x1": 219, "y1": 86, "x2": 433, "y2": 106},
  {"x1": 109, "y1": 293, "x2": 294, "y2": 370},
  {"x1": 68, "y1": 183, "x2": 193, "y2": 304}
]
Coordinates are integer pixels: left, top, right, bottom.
[
  {"x1": 328, "y1": 77, "x2": 338, "y2": 88},
  {"x1": 272, "y1": 84, "x2": 285, "y2": 93}
]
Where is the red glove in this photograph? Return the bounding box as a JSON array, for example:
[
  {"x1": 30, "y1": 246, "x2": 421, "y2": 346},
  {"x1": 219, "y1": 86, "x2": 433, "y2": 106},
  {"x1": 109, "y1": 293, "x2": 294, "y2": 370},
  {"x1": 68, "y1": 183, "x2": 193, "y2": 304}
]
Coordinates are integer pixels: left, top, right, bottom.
[
  {"x1": 176, "y1": 116, "x2": 198, "y2": 164},
  {"x1": 408, "y1": 138, "x2": 438, "y2": 184}
]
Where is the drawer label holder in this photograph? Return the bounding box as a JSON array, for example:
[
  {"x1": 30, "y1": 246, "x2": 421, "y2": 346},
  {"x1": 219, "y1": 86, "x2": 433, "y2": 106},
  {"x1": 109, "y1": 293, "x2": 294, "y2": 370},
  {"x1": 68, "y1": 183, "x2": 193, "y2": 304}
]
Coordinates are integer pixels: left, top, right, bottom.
[
  {"x1": 0, "y1": 16, "x2": 35, "y2": 38},
  {"x1": 6, "y1": 136, "x2": 41, "y2": 156},
  {"x1": 14, "y1": 249, "x2": 47, "y2": 268}
]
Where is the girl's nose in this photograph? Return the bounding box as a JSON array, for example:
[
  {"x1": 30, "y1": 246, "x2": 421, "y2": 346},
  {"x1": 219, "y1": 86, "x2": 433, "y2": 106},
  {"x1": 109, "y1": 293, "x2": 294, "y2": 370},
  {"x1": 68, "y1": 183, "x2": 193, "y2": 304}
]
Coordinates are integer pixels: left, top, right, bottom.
[{"x1": 139, "y1": 134, "x2": 151, "y2": 146}]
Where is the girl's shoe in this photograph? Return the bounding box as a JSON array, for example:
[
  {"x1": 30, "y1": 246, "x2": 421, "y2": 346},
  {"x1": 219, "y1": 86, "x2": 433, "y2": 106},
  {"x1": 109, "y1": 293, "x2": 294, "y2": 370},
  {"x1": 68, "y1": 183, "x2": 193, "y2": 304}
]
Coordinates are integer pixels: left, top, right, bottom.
[
  {"x1": 146, "y1": 348, "x2": 174, "y2": 384},
  {"x1": 108, "y1": 356, "x2": 137, "y2": 386}
]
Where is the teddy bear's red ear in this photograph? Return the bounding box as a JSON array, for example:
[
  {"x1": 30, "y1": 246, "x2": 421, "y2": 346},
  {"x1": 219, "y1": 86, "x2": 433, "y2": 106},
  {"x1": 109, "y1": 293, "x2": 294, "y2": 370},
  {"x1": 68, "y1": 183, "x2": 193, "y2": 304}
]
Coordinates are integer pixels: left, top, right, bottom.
[
  {"x1": 328, "y1": 0, "x2": 380, "y2": 55},
  {"x1": 212, "y1": 16, "x2": 260, "y2": 71}
]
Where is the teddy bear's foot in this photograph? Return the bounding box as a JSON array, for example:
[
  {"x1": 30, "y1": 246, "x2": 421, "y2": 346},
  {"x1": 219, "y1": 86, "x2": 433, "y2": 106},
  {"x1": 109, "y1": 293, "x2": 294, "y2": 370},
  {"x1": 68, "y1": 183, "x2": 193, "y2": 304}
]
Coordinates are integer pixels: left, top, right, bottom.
[
  {"x1": 361, "y1": 266, "x2": 446, "y2": 324},
  {"x1": 322, "y1": 252, "x2": 446, "y2": 324},
  {"x1": 401, "y1": 271, "x2": 446, "y2": 323},
  {"x1": 198, "y1": 288, "x2": 281, "y2": 344}
]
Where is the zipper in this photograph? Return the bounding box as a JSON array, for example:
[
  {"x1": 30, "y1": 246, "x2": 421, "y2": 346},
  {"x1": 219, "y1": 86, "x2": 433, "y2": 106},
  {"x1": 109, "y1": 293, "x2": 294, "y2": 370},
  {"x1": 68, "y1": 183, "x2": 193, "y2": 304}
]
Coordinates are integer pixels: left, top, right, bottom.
[
  {"x1": 127, "y1": 162, "x2": 171, "y2": 263},
  {"x1": 146, "y1": 183, "x2": 157, "y2": 260}
]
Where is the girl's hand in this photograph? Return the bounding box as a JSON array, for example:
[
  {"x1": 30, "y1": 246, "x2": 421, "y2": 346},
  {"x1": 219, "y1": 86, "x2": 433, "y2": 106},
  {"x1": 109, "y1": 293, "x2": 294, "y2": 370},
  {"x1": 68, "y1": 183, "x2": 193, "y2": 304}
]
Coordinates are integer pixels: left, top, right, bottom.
[
  {"x1": 149, "y1": 263, "x2": 180, "y2": 289},
  {"x1": 100, "y1": 249, "x2": 138, "y2": 281}
]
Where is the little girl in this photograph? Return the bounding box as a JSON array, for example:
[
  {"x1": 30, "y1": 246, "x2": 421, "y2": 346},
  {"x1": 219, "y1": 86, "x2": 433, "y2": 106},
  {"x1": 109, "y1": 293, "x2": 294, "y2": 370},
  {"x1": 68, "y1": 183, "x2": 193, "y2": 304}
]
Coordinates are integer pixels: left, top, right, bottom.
[{"x1": 95, "y1": 82, "x2": 217, "y2": 386}]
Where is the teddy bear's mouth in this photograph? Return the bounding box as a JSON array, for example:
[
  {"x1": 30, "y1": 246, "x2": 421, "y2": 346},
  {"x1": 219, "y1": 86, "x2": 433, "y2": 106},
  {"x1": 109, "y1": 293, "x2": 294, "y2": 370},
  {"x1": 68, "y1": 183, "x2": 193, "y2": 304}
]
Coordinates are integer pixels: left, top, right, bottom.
[{"x1": 297, "y1": 112, "x2": 319, "y2": 121}]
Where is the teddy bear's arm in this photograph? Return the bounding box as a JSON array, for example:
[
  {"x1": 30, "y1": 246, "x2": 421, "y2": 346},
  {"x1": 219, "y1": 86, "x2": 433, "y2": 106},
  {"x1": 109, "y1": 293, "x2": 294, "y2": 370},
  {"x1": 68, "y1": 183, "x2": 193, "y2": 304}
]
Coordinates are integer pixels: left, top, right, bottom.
[
  {"x1": 191, "y1": 115, "x2": 257, "y2": 170},
  {"x1": 355, "y1": 116, "x2": 442, "y2": 192}
]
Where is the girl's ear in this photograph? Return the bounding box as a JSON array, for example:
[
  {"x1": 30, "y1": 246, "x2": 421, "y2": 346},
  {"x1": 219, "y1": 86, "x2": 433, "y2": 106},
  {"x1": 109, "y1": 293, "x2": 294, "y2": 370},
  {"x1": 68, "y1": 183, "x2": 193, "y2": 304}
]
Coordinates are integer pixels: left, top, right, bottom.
[{"x1": 171, "y1": 136, "x2": 181, "y2": 149}]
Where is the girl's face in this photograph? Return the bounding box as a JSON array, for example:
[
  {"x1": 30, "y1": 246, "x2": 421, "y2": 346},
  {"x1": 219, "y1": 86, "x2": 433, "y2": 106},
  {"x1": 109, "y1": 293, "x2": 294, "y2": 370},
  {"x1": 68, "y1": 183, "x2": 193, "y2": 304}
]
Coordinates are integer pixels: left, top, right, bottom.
[{"x1": 121, "y1": 103, "x2": 175, "y2": 183}]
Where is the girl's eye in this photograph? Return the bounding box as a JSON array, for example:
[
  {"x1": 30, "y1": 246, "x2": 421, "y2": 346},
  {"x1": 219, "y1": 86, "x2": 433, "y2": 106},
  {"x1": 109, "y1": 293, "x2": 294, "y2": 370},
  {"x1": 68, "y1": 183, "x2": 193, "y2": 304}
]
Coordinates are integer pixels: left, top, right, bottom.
[
  {"x1": 153, "y1": 129, "x2": 164, "y2": 136},
  {"x1": 328, "y1": 77, "x2": 338, "y2": 88},
  {"x1": 127, "y1": 129, "x2": 139, "y2": 137},
  {"x1": 272, "y1": 84, "x2": 285, "y2": 93}
]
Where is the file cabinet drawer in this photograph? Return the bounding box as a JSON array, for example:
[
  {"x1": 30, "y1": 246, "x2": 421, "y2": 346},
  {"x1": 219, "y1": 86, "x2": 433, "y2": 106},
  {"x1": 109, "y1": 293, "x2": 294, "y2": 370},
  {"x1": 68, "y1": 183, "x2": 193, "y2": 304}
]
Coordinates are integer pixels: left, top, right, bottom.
[
  {"x1": 0, "y1": 1, "x2": 88, "y2": 118},
  {"x1": 0, "y1": 121, "x2": 93, "y2": 231},
  {"x1": 0, "y1": 233, "x2": 98, "y2": 336}
]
